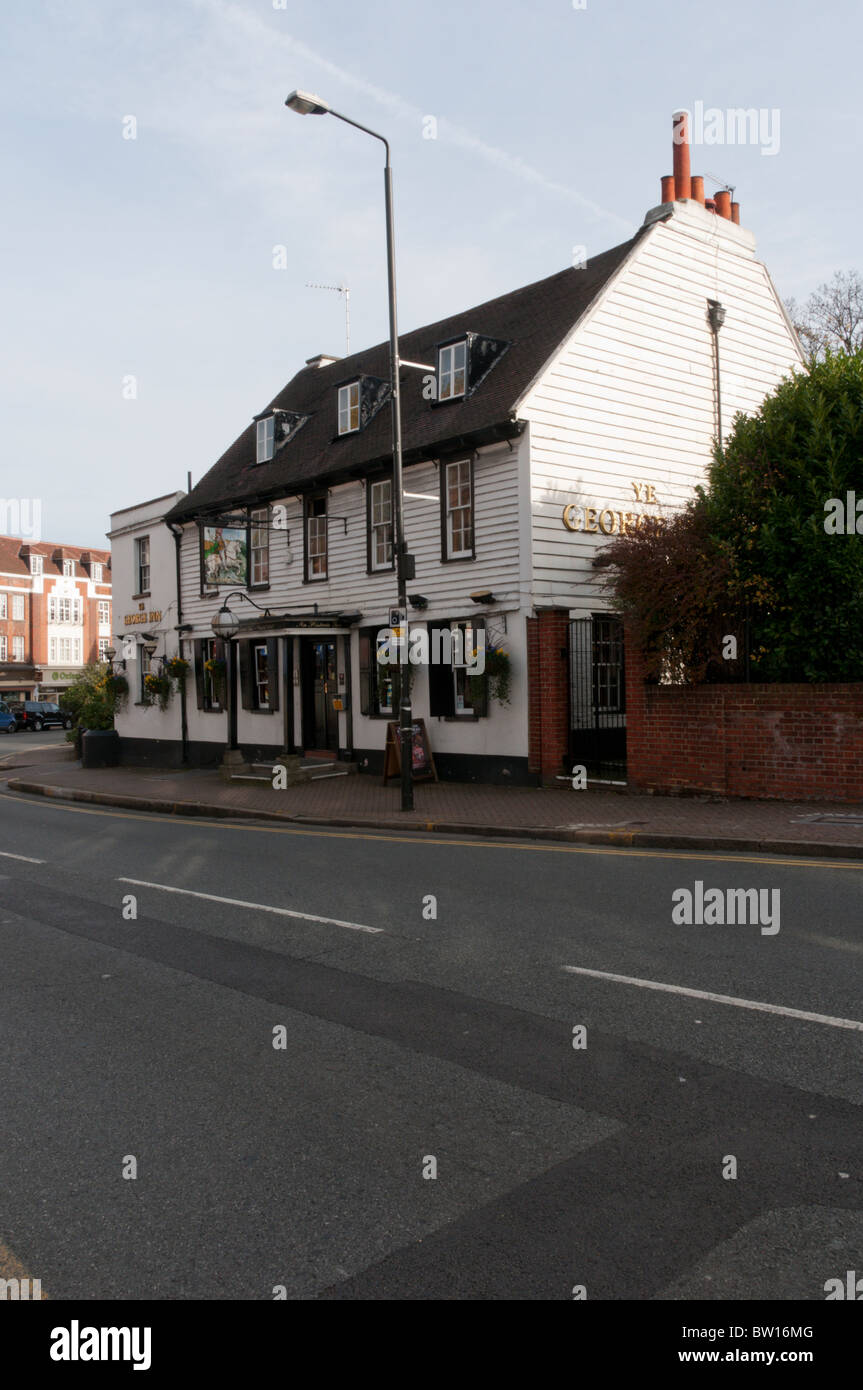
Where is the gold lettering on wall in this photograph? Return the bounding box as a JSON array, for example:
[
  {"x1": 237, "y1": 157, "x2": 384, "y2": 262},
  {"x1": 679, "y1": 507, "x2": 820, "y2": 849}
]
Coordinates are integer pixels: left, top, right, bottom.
[{"x1": 561, "y1": 481, "x2": 662, "y2": 535}]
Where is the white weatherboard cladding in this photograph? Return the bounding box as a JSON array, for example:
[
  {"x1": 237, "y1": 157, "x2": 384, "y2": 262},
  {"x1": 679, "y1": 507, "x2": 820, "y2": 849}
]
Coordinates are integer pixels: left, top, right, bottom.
[
  {"x1": 177, "y1": 439, "x2": 529, "y2": 756},
  {"x1": 351, "y1": 615, "x2": 529, "y2": 760},
  {"x1": 520, "y1": 214, "x2": 805, "y2": 611},
  {"x1": 178, "y1": 438, "x2": 523, "y2": 631}
]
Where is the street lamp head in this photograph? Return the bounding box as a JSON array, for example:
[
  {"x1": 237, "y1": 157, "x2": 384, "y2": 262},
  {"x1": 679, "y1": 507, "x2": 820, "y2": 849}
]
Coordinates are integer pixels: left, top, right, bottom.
[
  {"x1": 211, "y1": 603, "x2": 239, "y2": 639},
  {"x1": 285, "y1": 90, "x2": 330, "y2": 116}
]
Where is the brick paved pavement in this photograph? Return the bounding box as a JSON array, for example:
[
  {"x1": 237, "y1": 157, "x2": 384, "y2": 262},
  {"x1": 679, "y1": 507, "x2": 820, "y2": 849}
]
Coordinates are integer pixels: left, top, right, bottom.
[{"x1": 3, "y1": 748, "x2": 863, "y2": 856}]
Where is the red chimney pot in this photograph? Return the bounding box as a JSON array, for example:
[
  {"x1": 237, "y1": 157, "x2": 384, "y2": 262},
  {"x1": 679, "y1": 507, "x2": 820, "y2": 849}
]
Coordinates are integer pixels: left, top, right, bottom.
[{"x1": 671, "y1": 110, "x2": 691, "y2": 200}]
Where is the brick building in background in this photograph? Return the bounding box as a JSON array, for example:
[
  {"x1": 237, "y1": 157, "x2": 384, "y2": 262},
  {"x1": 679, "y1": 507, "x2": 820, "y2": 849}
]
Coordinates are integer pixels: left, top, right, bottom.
[{"x1": 0, "y1": 537, "x2": 112, "y2": 704}]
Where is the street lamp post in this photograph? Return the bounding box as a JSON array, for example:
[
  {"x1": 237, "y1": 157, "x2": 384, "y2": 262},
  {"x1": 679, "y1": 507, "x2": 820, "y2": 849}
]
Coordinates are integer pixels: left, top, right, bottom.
[
  {"x1": 211, "y1": 593, "x2": 275, "y2": 755},
  {"x1": 285, "y1": 90, "x2": 415, "y2": 812},
  {"x1": 211, "y1": 598, "x2": 240, "y2": 753}
]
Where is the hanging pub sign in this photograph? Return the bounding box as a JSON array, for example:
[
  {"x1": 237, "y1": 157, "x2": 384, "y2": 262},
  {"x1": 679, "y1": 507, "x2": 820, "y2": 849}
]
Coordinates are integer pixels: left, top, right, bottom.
[
  {"x1": 202, "y1": 525, "x2": 247, "y2": 586},
  {"x1": 382, "y1": 719, "x2": 438, "y2": 784}
]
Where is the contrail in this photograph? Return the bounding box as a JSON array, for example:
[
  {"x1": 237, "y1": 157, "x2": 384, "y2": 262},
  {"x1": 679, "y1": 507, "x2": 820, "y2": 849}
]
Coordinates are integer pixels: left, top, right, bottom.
[{"x1": 192, "y1": 0, "x2": 631, "y2": 232}]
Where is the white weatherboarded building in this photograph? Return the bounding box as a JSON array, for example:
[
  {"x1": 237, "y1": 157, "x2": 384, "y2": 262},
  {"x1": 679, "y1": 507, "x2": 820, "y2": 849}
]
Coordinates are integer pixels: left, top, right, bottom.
[{"x1": 110, "y1": 134, "x2": 804, "y2": 785}]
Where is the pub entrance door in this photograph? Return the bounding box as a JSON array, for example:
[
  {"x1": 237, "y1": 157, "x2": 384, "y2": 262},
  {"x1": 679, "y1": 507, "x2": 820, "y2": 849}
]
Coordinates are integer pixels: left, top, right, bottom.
[{"x1": 300, "y1": 637, "x2": 339, "y2": 753}]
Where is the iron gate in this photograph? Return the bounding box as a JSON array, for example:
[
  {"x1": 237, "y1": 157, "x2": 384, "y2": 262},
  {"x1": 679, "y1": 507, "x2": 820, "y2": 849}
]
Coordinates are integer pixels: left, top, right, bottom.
[{"x1": 568, "y1": 614, "x2": 627, "y2": 783}]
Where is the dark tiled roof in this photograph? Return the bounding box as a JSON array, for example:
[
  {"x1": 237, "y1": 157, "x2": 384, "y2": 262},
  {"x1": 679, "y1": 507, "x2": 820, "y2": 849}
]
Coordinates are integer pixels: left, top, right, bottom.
[
  {"x1": 0, "y1": 537, "x2": 111, "y2": 578},
  {"x1": 167, "y1": 237, "x2": 639, "y2": 523}
]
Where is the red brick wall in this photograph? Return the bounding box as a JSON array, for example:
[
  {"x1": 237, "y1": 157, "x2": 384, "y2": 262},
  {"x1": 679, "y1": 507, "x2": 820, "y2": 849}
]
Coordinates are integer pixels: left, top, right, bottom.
[
  {"x1": 626, "y1": 629, "x2": 863, "y2": 802},
  {"x1": 527, "y1": 609, "x2": 570, "y2": 783}
]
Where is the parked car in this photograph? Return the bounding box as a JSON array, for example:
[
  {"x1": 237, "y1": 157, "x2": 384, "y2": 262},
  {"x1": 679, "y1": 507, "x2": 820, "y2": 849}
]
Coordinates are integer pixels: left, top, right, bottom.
[
  {"x1": 0, "y1": 701, "x2": 17, "y2": 735},
  {"x1": 10, "y1": 701, "x2": 74, "y2": 731}
]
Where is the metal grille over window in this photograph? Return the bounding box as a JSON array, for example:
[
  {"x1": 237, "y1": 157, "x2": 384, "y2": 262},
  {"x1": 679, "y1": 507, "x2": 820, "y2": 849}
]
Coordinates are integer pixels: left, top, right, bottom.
[{"x1": 568, "y1": 615, "x2": 627, "y2": 784}]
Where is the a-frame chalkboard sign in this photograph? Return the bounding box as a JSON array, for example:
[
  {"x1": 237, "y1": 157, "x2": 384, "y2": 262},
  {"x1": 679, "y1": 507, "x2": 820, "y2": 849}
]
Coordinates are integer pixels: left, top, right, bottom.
[{"x1": 382, "y1": 719, "x2": 438, "y2": 784}]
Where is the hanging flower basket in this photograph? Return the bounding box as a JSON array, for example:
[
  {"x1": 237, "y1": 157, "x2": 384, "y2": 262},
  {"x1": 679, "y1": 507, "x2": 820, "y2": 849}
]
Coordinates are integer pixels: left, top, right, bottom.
[
  {"x1": 143, "y1": 672, "x2": 173, "y2": 711},
  {"x1": 468, "y1": 645, "x2": 512, "y2": 707},
  {"x1": 204, "y1": 656, "x2": 227, "y2": 700},
  {"x1": 166, "y1": 656, "x2": 190, "y2": 688}
]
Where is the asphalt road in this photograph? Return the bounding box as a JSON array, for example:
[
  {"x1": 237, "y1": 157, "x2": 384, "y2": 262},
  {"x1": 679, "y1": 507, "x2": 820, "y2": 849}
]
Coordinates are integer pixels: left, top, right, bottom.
[{"x1": 1, "y1": 786, "x2": 862, "y2": 1301}]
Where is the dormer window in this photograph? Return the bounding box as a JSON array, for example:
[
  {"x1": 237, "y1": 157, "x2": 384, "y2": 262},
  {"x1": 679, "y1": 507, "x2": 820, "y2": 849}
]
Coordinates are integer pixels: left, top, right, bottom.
[
  {"x1": 92, "y1": 562, "x2": 103, "y2": 582},
  {"x1": 338, "y1": 382, "x2": 360, "y2": 435},
  {"x1": 438, "y1": 341, "x2": 467, "y2": 401},
  {"x1": 30, "y1": 554, "x2": 43, "y2": 576},
  {"x1": 433, "y1": 333, "x2": 510, "y2": 404},
  {"x1": 253, "y1": 409, "x2": 307, "y2": 464},
  {"x1": 256, "y1": 416, "x2": 275, "y2": 463},
  {"x1": 63, "y1": 559, "x2": 74, "y2": 577}
]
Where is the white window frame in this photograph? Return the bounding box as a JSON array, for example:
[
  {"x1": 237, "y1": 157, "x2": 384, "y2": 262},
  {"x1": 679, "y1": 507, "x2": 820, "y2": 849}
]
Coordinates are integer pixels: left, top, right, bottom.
[
  {"x1": 451, "y1": 621, "x2": 477, "y2": 716},
  {"x1": 30, "y1": 554, "x2": 42, "y2": 576},
  {"x1": 256, "y1": 416, "x2": 275, "y2": 463},
  {"x1": 253, "y1": 643, "x2": 270, "y2": 710},
  {"x1": 0, "y1": 636, "x2": 6, "y2": 661},
  {"x1": 92, "y1": 562, "x2": 102, "y2": 582},
  {"x1": 12, "y1": 593, "x2": 24, "y2": 621},
  {"x1": 338, "y1": 382, "x2": 360, "y2": 435},
  {"x1": 370, "y1": 479, "x2": 393, "y2": 571},
  {"x1": 11, "y1": 636, "x2": 24, "y2": 662},
  {"x1": 306, "y1": 497, "x2": 327, "y2": 580},
  {"x1": 250, "y1": 508, "x2": 269, "y2": 586},
  {"x1": 98, "y1": 638, "x2": 109, "y2": 662},
  {"x1": 63, "y1": 559, "x2": 74, "y2": 577},
  {"x1": 136, "y1": 536, "x2": 151, "y2": 594},
  {"x1": 445, "y1": 458, "x2": 473, "y2": 559},
  {"x1": 438, "y1": 341, "x2": 467, "y2": 401},
  {"x1": 0, "y1": 595, "x2": 6, "y2": 619},
  {"x1": 98, "y1": 600, "x2": 111, "y2": 628}
]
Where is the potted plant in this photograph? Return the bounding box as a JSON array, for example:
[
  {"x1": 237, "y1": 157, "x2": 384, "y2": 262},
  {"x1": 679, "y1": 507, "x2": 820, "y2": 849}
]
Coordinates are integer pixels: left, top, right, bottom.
[{"x1": 61, "y1": 663, "x2": 126, "y2": 765}]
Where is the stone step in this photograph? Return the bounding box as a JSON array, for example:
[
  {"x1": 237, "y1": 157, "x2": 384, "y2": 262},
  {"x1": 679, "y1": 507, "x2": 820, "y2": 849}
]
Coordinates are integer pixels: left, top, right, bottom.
[{"x1": 228, "y1": 757, "x2": 357, "y2": 787}]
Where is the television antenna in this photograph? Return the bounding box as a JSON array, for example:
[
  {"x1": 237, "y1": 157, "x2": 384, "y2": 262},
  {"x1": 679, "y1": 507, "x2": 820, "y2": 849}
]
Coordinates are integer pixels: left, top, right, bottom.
[{"x1": 306, "y1": 282, "x2": 350, "y2": 356}]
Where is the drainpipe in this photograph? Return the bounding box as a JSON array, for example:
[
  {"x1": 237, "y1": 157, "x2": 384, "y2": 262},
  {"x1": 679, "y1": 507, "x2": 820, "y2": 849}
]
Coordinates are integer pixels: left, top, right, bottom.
[
  {"x1": 167, "y1": 522, "x2": 189, "y2": 764},
  {"x1": 707, "y1": 300, "x2": 727, "y2": 445}
]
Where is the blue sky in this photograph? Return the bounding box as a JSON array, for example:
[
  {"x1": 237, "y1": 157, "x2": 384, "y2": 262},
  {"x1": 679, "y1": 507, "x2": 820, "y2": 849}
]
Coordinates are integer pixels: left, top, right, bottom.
[{"x1": 2, "y1": 0, "x2": 861, "y2": 546}]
